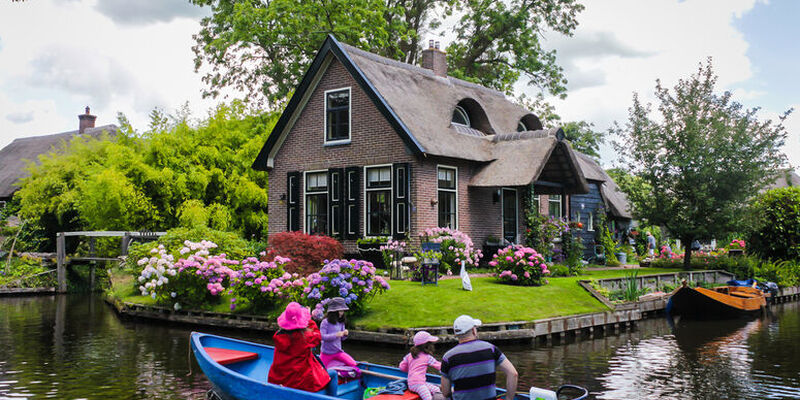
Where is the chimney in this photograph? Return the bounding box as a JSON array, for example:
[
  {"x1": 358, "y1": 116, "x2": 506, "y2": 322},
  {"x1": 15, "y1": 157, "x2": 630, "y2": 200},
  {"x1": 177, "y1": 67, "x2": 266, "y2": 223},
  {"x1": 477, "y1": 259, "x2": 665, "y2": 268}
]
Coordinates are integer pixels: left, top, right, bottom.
[
  {"x1": 421, "y1": 39, "x2": 447, "y2": 77},
  {"x1": 78, "y1": 106, "x2": 96, "y2": 133}
]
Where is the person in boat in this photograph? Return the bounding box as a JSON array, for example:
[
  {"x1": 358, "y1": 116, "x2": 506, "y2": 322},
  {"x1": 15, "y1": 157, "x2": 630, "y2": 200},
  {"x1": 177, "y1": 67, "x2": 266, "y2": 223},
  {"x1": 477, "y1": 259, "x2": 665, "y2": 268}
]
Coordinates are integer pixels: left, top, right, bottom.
[
  {"x1": 267, "y1": 302, "x2": 331, "y2": 392},
  {"x1": 440, "y1": 315, "x2": 518, "y2": 400},
  {"x1": 319, "y1": 297, "x2": 361, "y2": 376},
  {"x1": 399, "y1": 331, "x2": 442, "y2": 400}
]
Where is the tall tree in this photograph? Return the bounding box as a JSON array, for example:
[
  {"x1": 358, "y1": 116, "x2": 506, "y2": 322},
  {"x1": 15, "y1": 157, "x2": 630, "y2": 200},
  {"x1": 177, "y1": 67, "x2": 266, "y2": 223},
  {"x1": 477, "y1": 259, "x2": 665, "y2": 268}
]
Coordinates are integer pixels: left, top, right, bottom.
[
  {"x1": 189, "y1": 0, "x2": 583, "y2": 106},
  {"x1": 613, "y1": 59, "x2": 791, "y2": 268},
  {"x1": 561, "y1": 120, "x2": 604, "y2": 160}
]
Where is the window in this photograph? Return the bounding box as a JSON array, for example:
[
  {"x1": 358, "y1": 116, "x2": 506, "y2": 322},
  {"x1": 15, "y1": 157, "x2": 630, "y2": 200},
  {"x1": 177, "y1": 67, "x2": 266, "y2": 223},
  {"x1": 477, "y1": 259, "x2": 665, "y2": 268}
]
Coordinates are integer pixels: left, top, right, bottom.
[
  {"x1": 305, "y1": 171, "x2": 328, "y2": 234},
  {"x1": 587, "y1": 212, "x2": 594, "y2": 231},
  {"x1": 451, "y1": 106, "x2": 470, "y2": 127},
  {"x1": 502, "y1": 188, "x2": 518, "y2": 243},
  {"x1": 365, "y1": 166, "x2": 392, "y2": 236},
  {"x1": 517, "y1": 121, "x2": 527, "y2": 132},
  {"x1": 548, "y1": 194, "x2": 562, "y2": 218},
  {"x1": 532, "y1": 194, "x2": 540, "y2": 214},
  {"x1": 325, "y1": 88, "x2": 350, "y2": 143},
  {"x1": 437, "y1": 166, "x2": 457, "y2": 228}
]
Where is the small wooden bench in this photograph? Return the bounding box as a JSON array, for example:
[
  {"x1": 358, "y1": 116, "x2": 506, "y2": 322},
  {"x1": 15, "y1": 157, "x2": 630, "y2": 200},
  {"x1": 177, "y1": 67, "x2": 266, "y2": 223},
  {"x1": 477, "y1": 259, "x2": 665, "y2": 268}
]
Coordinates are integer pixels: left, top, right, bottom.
[{"x1": 204, "y1": 347, "x2": 259, "y2": 365}]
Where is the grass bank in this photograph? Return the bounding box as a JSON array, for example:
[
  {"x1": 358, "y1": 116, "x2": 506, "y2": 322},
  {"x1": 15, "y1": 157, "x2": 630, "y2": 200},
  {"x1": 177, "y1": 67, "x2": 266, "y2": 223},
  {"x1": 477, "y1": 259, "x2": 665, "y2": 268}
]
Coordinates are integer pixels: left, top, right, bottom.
[
  {"x1": 351, "y1": 268, "x2": 665, "y2": 330},
  {"x1": 109, "y1": 267, "x2": 667, "y2": 330}
]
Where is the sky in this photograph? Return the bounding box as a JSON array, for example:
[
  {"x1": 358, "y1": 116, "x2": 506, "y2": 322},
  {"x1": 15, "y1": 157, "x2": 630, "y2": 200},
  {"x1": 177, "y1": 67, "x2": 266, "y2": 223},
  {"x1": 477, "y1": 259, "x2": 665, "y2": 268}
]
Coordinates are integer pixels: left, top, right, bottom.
[{"x1": 0, "y1": 0, "x2": 797, "y2": 169}]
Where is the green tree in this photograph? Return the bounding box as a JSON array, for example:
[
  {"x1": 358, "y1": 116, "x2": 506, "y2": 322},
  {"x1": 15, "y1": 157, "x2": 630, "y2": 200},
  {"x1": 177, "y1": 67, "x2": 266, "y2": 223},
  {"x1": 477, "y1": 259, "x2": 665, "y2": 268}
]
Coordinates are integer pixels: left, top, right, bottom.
[
  {"x1": 612, "y1": 59, "x2": 791, "y2": 268},
  {"x1": 561, "y1": 120, "x2": 604, "y2": 159},
  {"x1": 606, "y1": 168, "x2": 652, "y2": 212},
  {"x1": 748, "y1": 187, "x2": 800, "y2": 260},
  {"x1": 190, "y1": 0, "x2": 583, "y2": 105},
  {"x1": 15, "y1": 103, "x2": 277, "y2": 250}
]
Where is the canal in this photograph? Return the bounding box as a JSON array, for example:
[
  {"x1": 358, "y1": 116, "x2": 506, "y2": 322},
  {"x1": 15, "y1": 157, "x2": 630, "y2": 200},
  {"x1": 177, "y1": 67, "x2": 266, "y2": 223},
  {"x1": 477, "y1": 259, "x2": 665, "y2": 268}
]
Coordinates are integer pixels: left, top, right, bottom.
[{"x1": 1, "y1": 295, "x2": 800, "y2": 399}]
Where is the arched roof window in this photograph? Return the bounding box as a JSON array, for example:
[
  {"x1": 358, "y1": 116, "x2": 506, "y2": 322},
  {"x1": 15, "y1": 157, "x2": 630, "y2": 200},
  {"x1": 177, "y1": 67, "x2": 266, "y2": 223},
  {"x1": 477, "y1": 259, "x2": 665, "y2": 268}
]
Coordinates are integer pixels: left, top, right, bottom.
[
  {"x1": 452, "y1": 106, "x2": 470, "y2": 127},
  {"x1": 517, "y1": 114, "x2": 544, "y2": 132}
]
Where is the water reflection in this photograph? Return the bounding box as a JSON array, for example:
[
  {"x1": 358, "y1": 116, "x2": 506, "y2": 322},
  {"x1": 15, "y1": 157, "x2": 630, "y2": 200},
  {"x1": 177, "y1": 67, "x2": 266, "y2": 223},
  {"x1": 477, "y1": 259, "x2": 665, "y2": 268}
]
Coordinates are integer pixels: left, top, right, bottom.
[{"x1": 1, "y1": 296, "x2": 800, "y2": 399}]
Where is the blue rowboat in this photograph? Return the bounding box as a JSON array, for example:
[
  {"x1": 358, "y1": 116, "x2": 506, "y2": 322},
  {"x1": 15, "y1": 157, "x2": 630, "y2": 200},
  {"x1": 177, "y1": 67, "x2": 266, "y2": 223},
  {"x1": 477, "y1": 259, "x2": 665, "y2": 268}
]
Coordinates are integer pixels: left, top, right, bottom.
[{"x1": 190, "y1": 332, "x2": 588, "y2": 400}]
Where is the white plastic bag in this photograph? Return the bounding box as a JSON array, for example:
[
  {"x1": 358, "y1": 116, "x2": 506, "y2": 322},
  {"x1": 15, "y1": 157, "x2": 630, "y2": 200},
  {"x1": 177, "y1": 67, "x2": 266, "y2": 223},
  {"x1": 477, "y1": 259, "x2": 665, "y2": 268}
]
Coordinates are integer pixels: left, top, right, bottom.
[{"x1": 460, "y1": 261, "x2": 472, "y2": 291}]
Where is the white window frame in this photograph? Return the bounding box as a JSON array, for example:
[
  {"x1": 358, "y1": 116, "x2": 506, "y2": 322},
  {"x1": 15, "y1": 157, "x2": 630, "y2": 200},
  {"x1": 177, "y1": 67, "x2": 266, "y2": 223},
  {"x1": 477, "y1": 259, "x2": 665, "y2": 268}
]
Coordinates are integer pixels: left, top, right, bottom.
[
  {"x1": 323, "y1": 87, "x2": 352, "y2": 145},
  {"x1": 533, "y1": 194, "x2": 540, "y2": 214},
  {"x1": 501, "y1": 187, "x2": 518, "y2": 243},
  {"x1": 363, "y1": 164, "x2": 393, "y2": 238},
  {"x1": 548, "y1": 194, "x2": 562, "y2": 218},
  {"x1": 437, "y1": 165, "x2": 458, "y2": 229},
  {"x1": 587, "y1": 211, "x2": 594, "y2": 232},
  {"x1": 451, "y1": 106, "x2": 470, "y2": 127},
  {"x1": 303, "y1": 170, "x2": 328, "y2": 234}
]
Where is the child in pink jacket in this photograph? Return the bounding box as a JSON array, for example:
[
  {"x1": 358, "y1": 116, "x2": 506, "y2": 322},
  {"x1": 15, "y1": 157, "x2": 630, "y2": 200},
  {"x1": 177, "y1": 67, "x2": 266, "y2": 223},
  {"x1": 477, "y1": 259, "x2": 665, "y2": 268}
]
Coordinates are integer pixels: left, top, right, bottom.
[{"x1": 399, "y1": 331, "x2": 442, "y2": 400}]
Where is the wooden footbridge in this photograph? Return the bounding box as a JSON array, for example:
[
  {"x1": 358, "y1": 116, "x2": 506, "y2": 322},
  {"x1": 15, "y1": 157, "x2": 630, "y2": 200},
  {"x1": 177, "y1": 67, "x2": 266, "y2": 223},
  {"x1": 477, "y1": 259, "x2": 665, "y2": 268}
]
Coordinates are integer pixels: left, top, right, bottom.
[{"x1": 56, "y1": 231, "x2": 166, "y2": 292}]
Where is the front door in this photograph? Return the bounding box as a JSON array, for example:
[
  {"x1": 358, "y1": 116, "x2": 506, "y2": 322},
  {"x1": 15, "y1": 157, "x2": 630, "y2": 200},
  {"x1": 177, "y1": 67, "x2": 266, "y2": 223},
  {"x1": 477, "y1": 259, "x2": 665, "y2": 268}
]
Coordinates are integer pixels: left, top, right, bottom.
[{"x1": 502, "y1": 188, "x2": 518, "y2": 243}]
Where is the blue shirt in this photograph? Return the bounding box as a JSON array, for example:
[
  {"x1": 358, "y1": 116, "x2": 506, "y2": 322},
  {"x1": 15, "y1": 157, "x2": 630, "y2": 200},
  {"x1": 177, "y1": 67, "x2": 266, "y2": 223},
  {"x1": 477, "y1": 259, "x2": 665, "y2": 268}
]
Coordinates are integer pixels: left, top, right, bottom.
[{"x1": 441, "y1": 340, "x2": 506, "y2": 400}]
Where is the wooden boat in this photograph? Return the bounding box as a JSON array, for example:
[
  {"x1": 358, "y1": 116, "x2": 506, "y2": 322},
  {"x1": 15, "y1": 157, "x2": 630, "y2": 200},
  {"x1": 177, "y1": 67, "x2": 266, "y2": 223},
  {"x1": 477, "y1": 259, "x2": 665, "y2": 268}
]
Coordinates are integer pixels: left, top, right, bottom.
[
  {"x1": 191, "y1": 332, "x2": 588, "y2": 400},
  {"x1": 667, "y1": 284, "x2": 768, "y2": 319}
]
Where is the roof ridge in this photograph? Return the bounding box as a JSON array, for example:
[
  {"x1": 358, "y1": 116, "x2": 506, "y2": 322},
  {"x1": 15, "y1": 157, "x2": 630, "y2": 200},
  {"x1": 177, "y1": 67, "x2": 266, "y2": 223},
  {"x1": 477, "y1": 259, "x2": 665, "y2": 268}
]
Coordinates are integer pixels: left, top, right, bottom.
[
  {"x1": 10, "y1": 124, "x2": 118, "y2": 143},
  {"x1": 339, "y1": 42, "x2": 507, "y2": 99}
]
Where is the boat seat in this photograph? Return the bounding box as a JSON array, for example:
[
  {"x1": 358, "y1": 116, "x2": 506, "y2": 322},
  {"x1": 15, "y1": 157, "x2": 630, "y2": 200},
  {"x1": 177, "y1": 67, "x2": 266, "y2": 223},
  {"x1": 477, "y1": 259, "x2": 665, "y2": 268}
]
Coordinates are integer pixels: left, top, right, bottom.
[
  {"x1": 204, "y1": 347, "x2": 259, "y2": 365},
  {"x1": 367, "y1": 390, "x2": 422, "y2": 400},
  {"x1": 325, "y1": 369, "x2": 361, "y2": 397}
]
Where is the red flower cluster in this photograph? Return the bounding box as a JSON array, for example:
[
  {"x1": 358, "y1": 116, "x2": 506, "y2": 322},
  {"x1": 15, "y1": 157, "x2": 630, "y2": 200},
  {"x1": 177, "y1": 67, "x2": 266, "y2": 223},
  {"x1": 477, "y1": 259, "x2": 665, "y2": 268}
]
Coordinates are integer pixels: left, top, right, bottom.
[{"x1": 264, "y1": 232, "x2": 343, "y2": 275}]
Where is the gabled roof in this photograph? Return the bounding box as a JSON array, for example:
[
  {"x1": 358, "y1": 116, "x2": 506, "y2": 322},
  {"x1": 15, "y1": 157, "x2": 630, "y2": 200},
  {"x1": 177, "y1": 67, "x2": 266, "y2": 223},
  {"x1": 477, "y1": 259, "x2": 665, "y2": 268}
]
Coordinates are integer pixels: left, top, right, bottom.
[
  {"x1": 253, "y1": 35, "x2": 547, "y2": 170},
  {"x1": 572, "y1": 152, "x2": 633, "y2": 219},
  {"x1": 0, "y1": 125, "x2": 117, "y2": 198}
]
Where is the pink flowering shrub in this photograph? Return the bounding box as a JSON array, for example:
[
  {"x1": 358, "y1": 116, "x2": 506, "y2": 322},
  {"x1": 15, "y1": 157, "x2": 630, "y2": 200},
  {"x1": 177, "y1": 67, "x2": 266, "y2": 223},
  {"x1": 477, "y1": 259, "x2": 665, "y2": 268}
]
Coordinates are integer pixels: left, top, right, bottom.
[
  {"x1": 228, "y1": 256, "x2": 295, "y2": 312},
  {"x1": 490, "y1": 245, "x2": 549, "y2": 286},
  {"x1": 137, "y1": 240, "x2": 238, "y2": 309},
  {"x1": 307, "y1": 259, "x2": 391, "y2": 317},
  {"x1": 729, "y1": 239, "x2": 746, "y2": 250},
  {"x1": 659, "y1": 245, "x2": 681, "y2": 260},
  {"x1": 419, "y1": 227, "x2": 482, "y2": 271}
]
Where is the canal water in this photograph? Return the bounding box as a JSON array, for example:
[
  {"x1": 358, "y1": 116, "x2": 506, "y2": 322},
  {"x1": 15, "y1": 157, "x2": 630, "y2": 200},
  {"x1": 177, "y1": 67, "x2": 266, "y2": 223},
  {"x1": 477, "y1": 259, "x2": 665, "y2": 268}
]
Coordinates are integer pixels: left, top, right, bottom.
[{"x1": 1, "y1": 295, "x2": 800, "y2": 399}]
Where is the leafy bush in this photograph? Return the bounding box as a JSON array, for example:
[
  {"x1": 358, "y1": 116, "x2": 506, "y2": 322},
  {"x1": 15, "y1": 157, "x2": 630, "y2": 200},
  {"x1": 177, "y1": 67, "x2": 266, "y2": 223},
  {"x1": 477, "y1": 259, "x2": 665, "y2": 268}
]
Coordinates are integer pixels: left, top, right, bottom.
[
  {"x1": 419, "y1": 227, "x2": 482, "y2": 270},
  {"x1": 490, "y1": 245, "x2": 549, "y2": 286},
  {"x1": 547, "y1": 263, "x2": 572, "y2": 277},
  {"x1": 0, "y1": 255, "x2": 55, "y2": 288},
  {"x1": 753, "y1": 259, "x2": 800, "y2": 287},
  {"x1": 561, "y1": 230, "x2": 585, "y2": 274},
  {"x1": 748, "y1": 187, "x2": 800, "y2": 260},
  {"x1": 265, "y1": 231, "x2": 343, "y2": 274},
  {"x1": 136, "y1": 240, "x2": 239, "y2": 309},
  {"x1": 307, "y1": 259, "x2": 391, "y2": 317}
]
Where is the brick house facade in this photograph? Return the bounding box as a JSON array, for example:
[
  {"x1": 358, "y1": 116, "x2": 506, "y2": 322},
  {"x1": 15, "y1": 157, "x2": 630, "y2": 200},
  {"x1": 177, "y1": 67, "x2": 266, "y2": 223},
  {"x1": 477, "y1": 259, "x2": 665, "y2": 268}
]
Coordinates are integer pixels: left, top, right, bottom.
[{"x1": 254, "y1": 36, "x2": 630, "y2": 256}]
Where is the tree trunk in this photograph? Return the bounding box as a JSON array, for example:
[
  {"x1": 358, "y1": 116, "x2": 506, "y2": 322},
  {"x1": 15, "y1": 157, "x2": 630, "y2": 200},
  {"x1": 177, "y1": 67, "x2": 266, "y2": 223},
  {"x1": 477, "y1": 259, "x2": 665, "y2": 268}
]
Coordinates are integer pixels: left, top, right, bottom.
[{"x1": 683, "y1": 239, "x2": 692, "y2": 270}]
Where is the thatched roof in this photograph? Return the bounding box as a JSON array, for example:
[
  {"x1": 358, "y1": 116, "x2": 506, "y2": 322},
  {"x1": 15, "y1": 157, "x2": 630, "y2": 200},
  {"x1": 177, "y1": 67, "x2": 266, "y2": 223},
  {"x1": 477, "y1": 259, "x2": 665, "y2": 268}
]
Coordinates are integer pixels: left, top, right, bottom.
[
  {"x1": 253, "y1": 35, "x2": 593, "y2": 192},
  {"x1": 0, "y1": 125, "x2": 117, "y2": 199},
  {"x1": 764, "y1": 169, "x2": 800, "y2": 191}
]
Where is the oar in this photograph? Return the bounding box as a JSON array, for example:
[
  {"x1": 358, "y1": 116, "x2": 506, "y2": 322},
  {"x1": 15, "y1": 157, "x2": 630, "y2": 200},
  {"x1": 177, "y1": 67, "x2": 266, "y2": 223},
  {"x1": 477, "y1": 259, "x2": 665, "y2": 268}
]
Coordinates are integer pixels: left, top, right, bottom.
[{"x1": 355, "y1": 369, "x2": 404, "y2": 381}]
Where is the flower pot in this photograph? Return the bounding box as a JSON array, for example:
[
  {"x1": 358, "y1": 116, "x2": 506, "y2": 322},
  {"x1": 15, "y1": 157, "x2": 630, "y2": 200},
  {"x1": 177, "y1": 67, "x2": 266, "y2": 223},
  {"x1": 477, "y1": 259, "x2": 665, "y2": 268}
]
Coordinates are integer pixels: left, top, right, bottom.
[
  {"x1": 728, "y1": 248, "x2": 744, "y2": 257},
  {"x1": 357, "y1": 242, "x2": 385, "y2": 268},
  {"x1": 616, "y1": 252, "x2": 627, "y2": 264}
]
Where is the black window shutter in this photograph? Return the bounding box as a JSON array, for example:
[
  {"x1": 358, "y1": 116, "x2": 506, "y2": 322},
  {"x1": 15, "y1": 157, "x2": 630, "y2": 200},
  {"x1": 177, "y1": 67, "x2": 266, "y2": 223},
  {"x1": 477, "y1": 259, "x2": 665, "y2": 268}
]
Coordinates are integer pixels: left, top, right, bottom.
[
  {"x1": 287, "y1": 171, "x2": 301, "y2": 231},
  {"x1": 393, "y1": 163, "x2": 410, "y2": 239},
  {"x1": 344, "y1": 166, "x2": 361, "y2": 239},
  {"x1": 328, "y1": 168, "x2": 344, "y2": 238}
]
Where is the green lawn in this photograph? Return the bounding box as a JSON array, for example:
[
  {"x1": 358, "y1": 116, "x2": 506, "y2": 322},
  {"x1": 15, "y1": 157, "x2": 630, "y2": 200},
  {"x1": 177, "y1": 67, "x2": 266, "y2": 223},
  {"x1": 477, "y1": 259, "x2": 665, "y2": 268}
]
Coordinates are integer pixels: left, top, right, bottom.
[
  {"x1": 351, "y1": 268, "x2": 666, "y2": 330},
  {"x1": 108, "y1": 267, "x2": 669, "y2": 330}
]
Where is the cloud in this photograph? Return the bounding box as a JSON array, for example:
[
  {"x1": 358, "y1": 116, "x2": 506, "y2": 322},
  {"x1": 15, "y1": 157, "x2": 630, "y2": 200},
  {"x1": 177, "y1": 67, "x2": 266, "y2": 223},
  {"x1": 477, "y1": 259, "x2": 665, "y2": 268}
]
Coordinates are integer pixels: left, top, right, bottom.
[
  {"x1": 22, "y1": 44, "x2": 164, "y2": 112},
  {"x1": 6, "y1": 110, "x2": 34, "y2": 124},
  {"x1": 94, "y1": 0, "x2": 208, "y2": 26}
]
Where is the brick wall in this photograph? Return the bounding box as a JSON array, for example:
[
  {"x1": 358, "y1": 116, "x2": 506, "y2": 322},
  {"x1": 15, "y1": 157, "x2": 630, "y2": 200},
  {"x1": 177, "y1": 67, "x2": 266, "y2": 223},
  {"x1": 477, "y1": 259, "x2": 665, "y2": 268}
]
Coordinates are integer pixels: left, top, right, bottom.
[{"x1": 268, "y1": 58, "x2": 415, "y2": 252}]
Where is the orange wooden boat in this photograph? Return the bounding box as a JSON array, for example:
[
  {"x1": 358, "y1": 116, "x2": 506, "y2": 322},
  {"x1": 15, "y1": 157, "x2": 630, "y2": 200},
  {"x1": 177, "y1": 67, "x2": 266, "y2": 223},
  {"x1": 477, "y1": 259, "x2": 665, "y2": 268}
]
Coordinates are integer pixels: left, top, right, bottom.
[{"x1": 667, "y1": 284, "x2": 768, "y2": 319}]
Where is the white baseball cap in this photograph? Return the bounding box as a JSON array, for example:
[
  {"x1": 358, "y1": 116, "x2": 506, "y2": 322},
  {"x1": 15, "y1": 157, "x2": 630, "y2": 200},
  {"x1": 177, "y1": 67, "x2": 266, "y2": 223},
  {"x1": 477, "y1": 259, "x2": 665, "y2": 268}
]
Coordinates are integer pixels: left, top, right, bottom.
[{"x1": 453, "y1": 315, "x2": 482, "y2": 335}]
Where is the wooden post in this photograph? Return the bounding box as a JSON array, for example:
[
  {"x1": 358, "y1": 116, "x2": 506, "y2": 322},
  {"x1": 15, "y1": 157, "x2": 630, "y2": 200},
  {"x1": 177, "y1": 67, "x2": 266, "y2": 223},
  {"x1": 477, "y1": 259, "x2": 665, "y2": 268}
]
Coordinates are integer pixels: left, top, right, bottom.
[
  {"x1": 56, "y1": 232, "x2": 66, "y2": 293},
  {"x1": 89, "y1": 237, "x2": 95, "y2": 291}
]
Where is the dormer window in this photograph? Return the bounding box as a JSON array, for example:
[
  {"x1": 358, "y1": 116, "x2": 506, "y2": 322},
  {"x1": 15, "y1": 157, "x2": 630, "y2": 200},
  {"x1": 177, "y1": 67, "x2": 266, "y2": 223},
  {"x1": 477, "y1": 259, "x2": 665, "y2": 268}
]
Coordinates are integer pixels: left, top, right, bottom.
[
  {"x1": 325, "y1": 87, "x2": 351, "y2": 144},
  {"x1": 518, "y1": 114, "x2": 544, "y2": 132},
  {"x1": 452, "y1": 105, "x2": 470, "y2": 127},
  {"x1": 517, "y1": 121, "x2": 527, "y2": 132}
]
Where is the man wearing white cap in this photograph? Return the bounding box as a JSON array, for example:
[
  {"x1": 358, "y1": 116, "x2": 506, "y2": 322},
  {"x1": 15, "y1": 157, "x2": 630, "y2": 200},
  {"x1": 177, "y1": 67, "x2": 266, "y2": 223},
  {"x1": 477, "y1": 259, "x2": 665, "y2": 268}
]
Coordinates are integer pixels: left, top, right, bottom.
[{"x1": 440, "y1": 315, "x2": 518, "y2": 400}]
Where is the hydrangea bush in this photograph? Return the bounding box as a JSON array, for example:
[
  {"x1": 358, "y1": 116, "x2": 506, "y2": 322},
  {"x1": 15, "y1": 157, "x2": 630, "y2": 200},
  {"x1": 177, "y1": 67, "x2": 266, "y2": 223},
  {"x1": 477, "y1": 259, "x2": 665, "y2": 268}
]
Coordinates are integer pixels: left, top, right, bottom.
[
  {"x1": 729, "y1": 239, "x2": 746, "y2": 250},
  {"x1": 419, "y1": 227, "x2": 482, "y2": 271},
  {"x1": 490, "y1": 245, "x2": 549, "y2": 286},
  {"x1": 137, "y1": 240, "x2": 238, "y2": 309},
  {"x1": 307, "y1": 259, "x2": 391, "y2": 318},
  {"x1": 228, "y1": 255, "x2": 294, "y2": 312}
]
